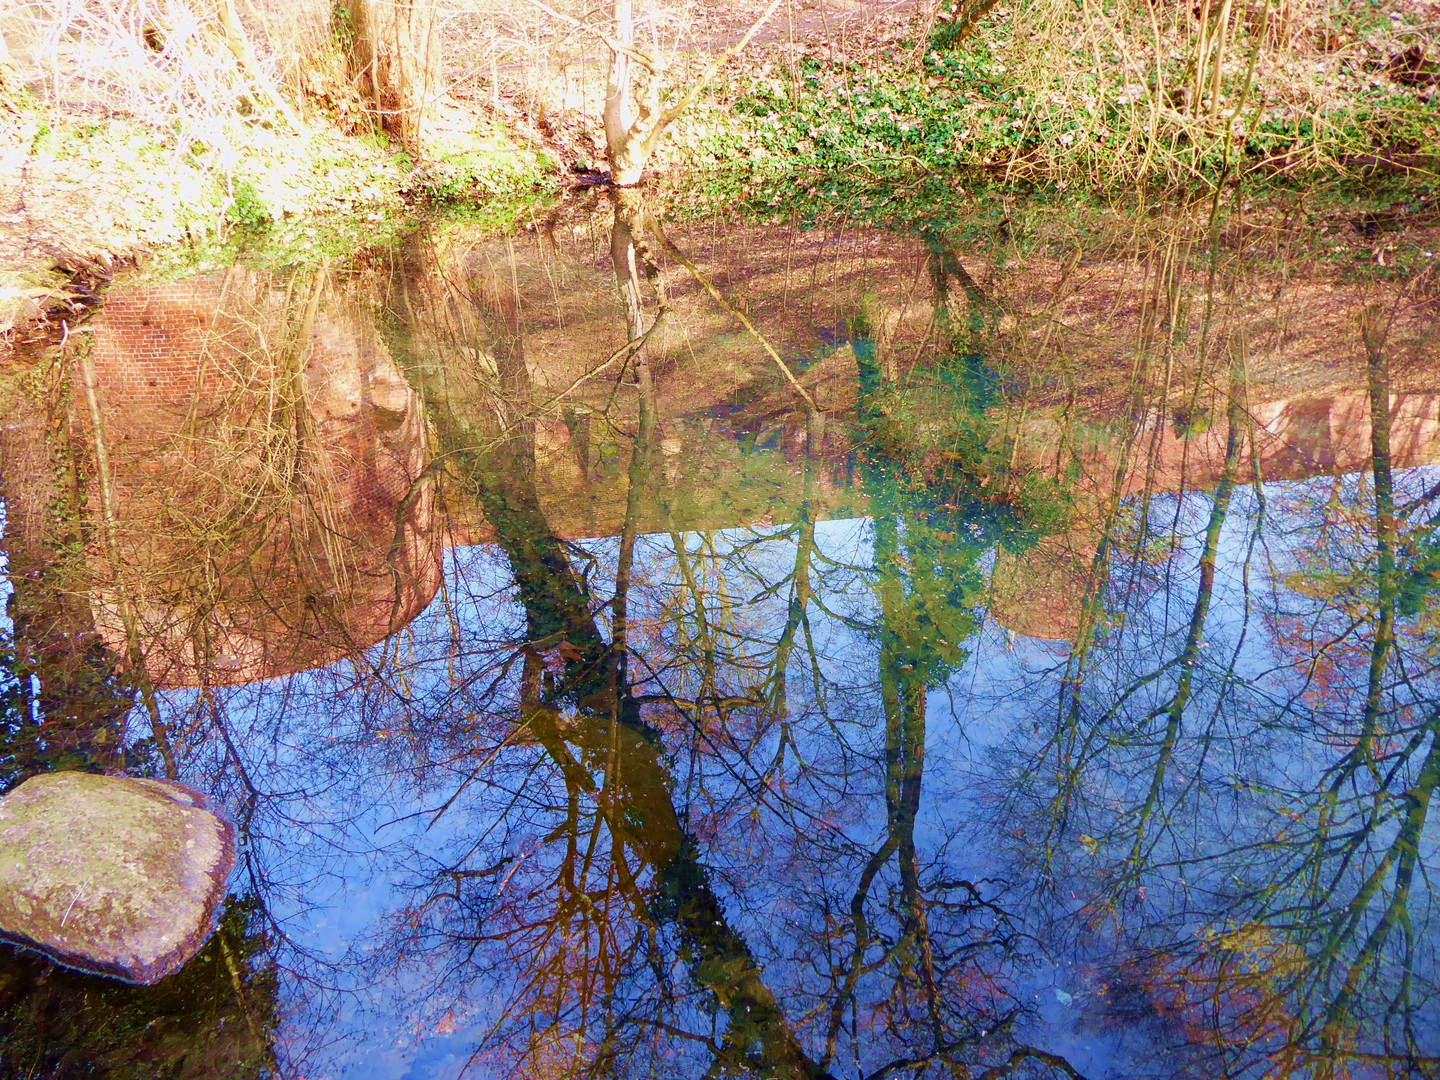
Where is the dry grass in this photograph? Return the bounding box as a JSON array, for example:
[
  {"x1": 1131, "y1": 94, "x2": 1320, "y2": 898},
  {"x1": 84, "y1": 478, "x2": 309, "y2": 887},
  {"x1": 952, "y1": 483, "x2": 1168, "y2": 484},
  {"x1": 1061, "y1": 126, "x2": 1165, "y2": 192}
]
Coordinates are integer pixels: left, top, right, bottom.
[
  {"x1": 984, "y1": 0, "x2": 1440, "y2": 187},
  {"x1": 3, "y1": 0, "x2": 333, "y2": 144},
  {"x1": 0, "y1": 1, "x2": 411, "y2": 296}
]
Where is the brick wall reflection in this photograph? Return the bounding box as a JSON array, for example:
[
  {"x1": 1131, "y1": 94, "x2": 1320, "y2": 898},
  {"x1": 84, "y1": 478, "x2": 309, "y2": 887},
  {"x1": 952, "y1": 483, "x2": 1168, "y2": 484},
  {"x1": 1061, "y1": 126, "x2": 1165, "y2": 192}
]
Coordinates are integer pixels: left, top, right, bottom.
[
  {"x1": 987, "y1": 392, "x2": 1440, "y2": 641},
  {"x1": 56, "y1": 269, "x2": 440, "y2": 687}
]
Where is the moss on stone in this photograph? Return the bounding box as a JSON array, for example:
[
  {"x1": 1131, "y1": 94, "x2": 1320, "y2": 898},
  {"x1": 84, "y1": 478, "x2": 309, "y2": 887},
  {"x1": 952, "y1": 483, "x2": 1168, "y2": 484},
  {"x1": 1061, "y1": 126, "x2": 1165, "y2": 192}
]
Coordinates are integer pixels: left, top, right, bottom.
[{"x1": 0, "y1": 772, "x2": 234, "y2": 984}]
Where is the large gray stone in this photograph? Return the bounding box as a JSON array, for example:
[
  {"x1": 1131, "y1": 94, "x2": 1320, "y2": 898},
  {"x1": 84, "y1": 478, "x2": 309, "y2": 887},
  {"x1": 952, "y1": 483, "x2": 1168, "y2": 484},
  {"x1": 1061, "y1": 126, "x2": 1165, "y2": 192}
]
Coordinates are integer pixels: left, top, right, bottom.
[{"x1": 0, "y1": 772, "x2": 235, "y2": 984}]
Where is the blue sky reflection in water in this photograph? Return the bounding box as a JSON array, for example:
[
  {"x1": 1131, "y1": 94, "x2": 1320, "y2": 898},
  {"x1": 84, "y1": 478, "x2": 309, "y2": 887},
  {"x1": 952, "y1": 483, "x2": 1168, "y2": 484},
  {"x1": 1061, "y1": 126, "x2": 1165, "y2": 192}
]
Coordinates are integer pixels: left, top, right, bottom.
[{"x1": 3, "y1": 465, "x2": 1427, "y2": 1079}]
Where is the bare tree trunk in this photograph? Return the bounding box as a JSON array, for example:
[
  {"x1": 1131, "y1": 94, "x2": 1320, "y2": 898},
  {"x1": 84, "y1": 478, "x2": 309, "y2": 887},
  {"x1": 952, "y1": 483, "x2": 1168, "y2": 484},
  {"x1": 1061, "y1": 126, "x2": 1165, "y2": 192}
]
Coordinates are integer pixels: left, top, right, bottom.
[
  {"x1": 604, "y1": 0, "x2": 662, "y2": 186},
  {"x1": 603, "y1": 0, "x2": 634, "y2": 162},
  {"x1": 600, "y1": 0, "x2": 783, "y2": 184},
  {"x1": 342, "y1": 0, "x2": 440, "y2": 149}
]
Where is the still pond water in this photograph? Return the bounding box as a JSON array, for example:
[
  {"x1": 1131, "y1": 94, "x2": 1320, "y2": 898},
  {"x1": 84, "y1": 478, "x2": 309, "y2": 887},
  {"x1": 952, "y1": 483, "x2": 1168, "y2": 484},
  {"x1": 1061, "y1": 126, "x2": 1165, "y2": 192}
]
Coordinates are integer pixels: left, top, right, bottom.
[{"x1": 2, "y1": 189, "x2": 1439, "y2": 1078}]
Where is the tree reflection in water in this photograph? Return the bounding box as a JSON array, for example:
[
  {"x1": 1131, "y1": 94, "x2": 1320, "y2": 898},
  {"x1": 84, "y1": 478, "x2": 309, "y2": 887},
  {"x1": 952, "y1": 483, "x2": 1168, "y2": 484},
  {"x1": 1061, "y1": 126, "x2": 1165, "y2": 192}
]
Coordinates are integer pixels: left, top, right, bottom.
[
  {"x1": 979, "y1": 308, "x2": 1440, "y2": 1078},
  {"x1": 2, "y1": 193, "x2": 1438, "y2": 1079}
]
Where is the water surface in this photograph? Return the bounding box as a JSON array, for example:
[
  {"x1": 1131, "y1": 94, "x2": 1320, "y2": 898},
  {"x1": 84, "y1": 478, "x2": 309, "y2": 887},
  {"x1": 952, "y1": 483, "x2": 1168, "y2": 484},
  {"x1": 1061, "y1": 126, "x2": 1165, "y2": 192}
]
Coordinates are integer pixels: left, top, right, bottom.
[{"x1": 2, "y1": 191, "x2": 1439, "y2": 1079}]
